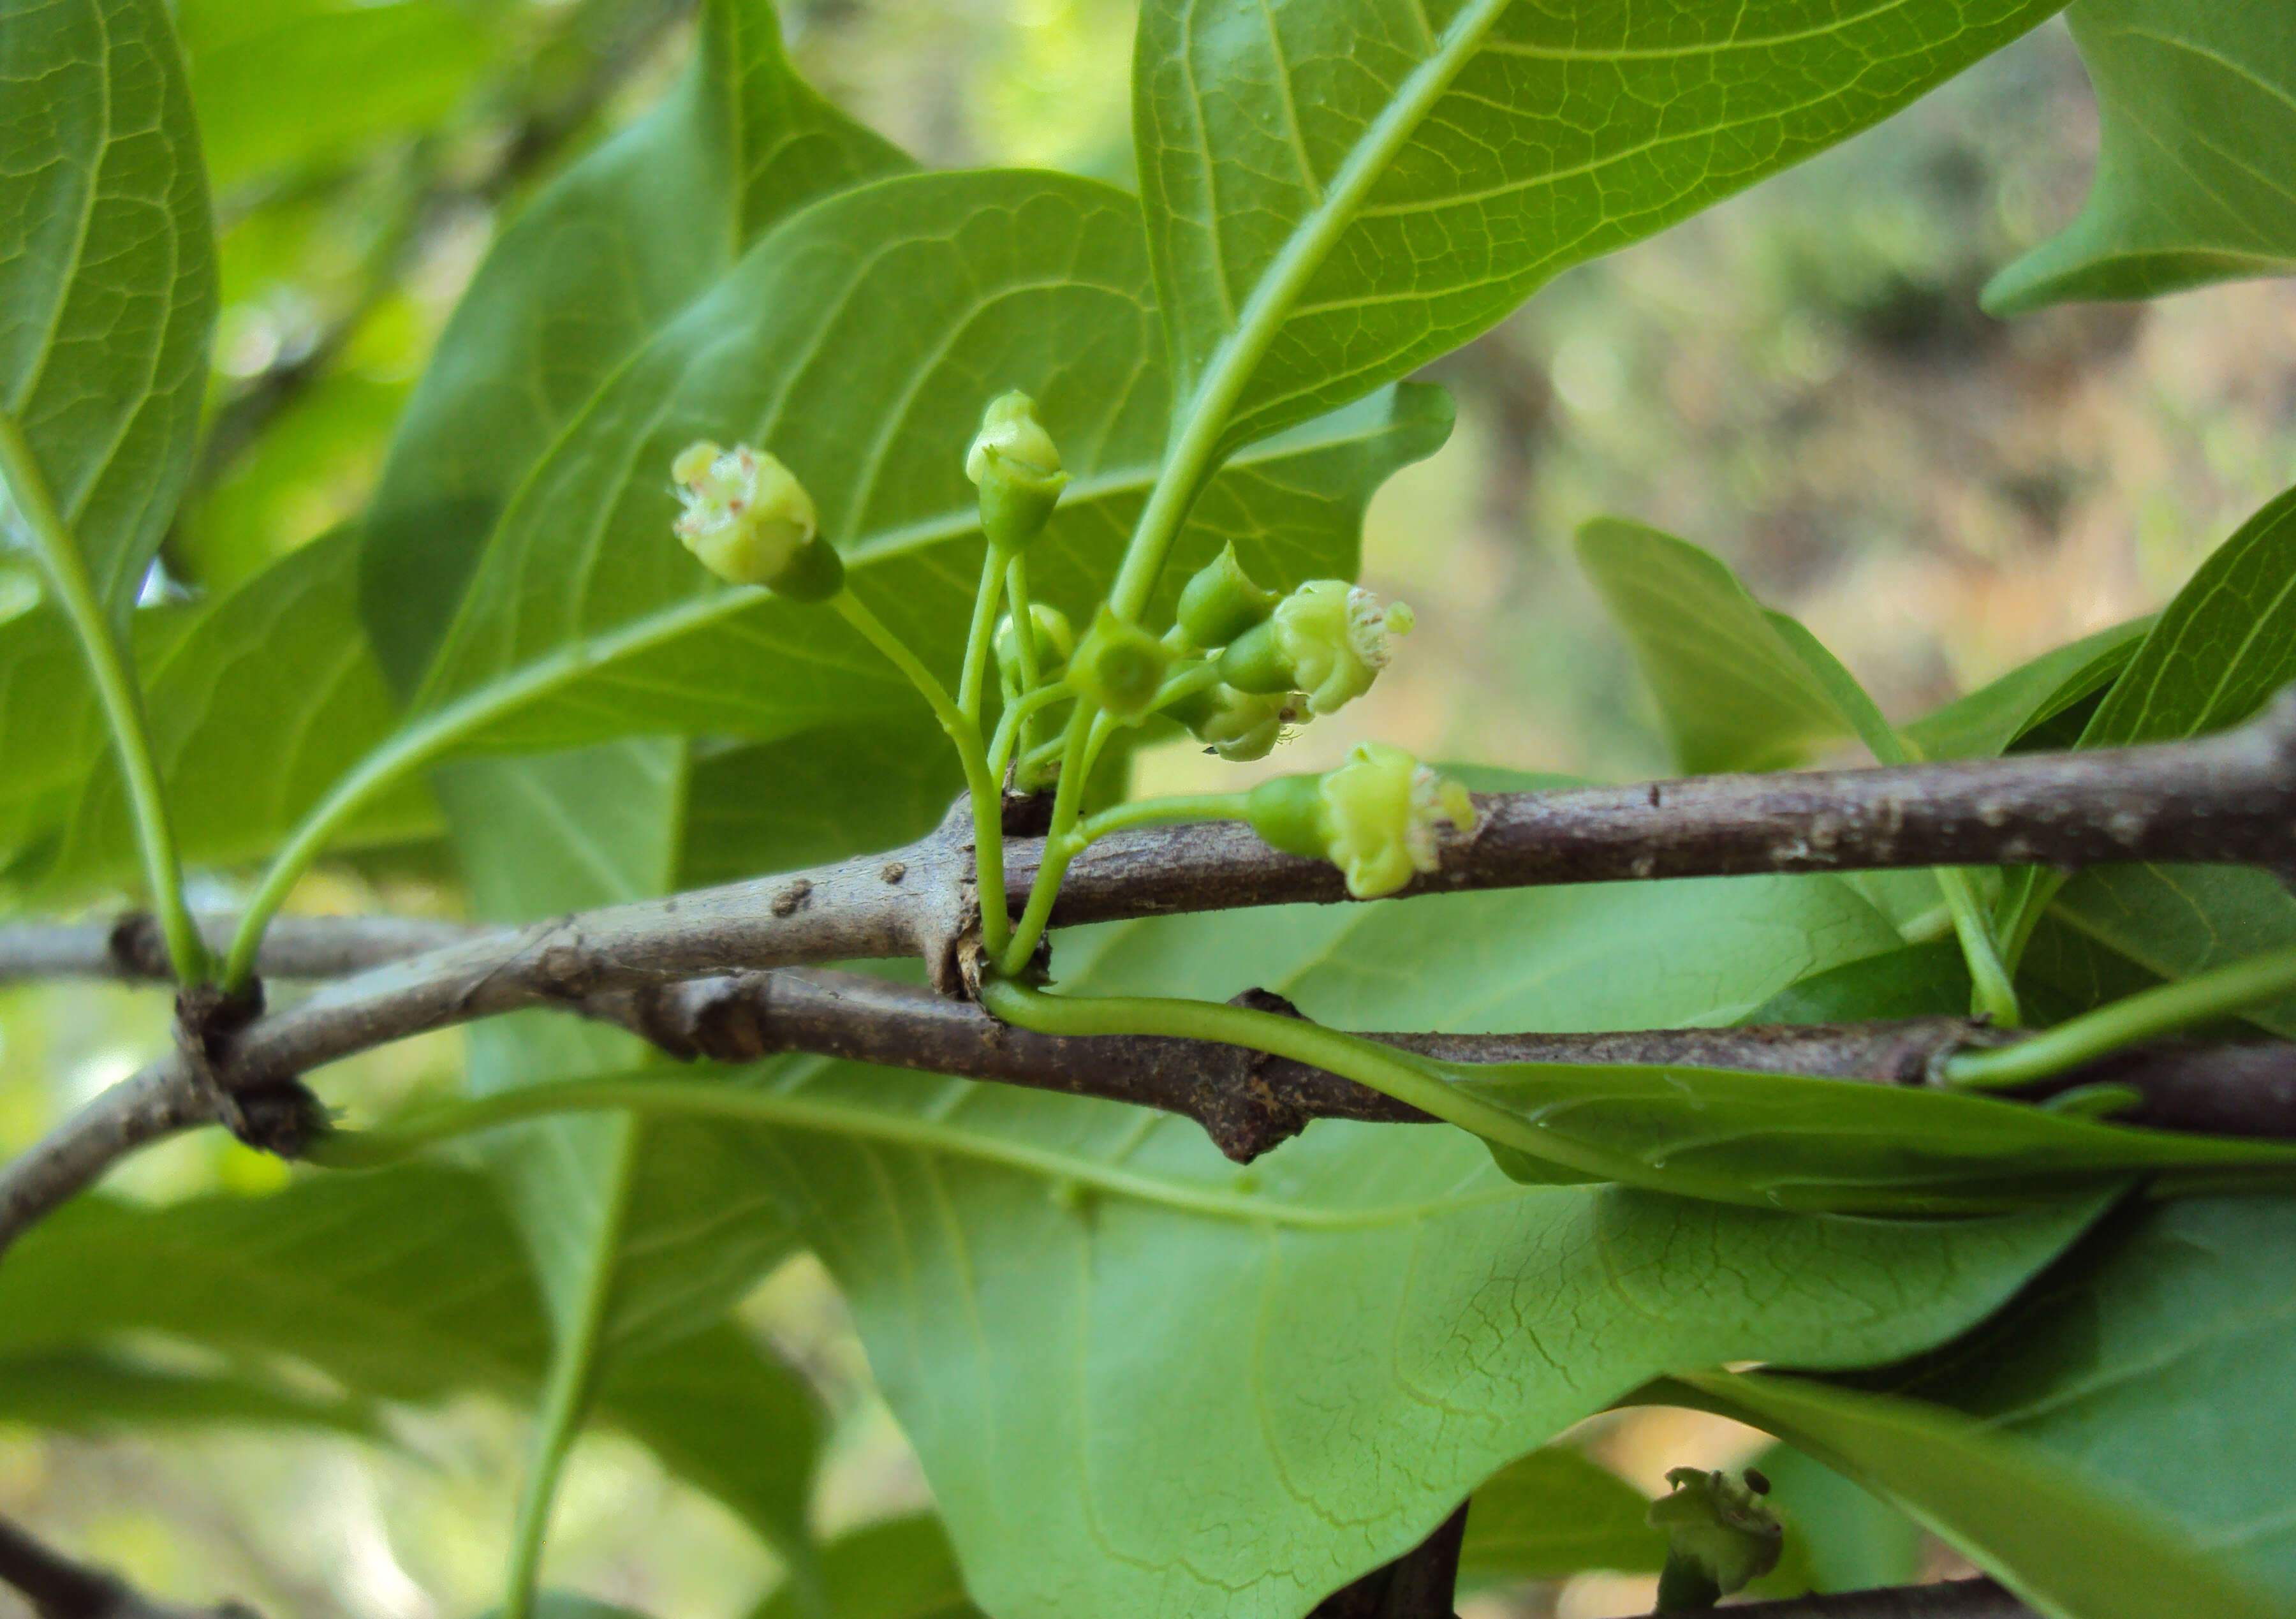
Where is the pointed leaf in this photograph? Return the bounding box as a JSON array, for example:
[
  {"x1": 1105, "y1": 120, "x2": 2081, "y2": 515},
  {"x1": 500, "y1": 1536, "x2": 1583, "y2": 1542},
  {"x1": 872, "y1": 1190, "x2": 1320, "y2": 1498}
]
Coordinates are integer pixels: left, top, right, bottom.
[
  {"x1": 1137, "y1": 0, "x2": 2061, "y2": 454},
  {"x1": 0, "y1": 0, "x2": 216, "y2": 621},
  {"x1": 1457, "y1": 1448, "x2": 1659, "y2": 1590},
  {"x1": 1985, "y1": 1, "x2": 2296, "y2": 315},
  {"x1": 1901, "y1": 616, "x2": 2152, "y2": 761},
  {"x1": 749, "y1": 1515, "x2": 984, "y2": 1619}
]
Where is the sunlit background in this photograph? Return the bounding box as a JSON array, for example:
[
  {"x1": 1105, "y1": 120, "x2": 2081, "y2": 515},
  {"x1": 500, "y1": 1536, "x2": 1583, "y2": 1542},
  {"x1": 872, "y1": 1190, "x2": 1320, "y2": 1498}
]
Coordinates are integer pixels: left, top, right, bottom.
[{"x1": 3, "y1": 1, "x2": 2293, "y2": 1614}]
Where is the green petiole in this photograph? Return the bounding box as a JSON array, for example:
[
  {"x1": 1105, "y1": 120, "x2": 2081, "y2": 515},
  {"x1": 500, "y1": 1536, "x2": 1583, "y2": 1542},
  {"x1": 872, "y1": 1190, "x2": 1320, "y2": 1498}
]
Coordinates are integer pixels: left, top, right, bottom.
[
  {"x1": 1945, "y1": 943, "x2": 2296, "y2": 1090},
  {"x1": 957, "y1": 541, "x2": 1012, "y2": 723}
]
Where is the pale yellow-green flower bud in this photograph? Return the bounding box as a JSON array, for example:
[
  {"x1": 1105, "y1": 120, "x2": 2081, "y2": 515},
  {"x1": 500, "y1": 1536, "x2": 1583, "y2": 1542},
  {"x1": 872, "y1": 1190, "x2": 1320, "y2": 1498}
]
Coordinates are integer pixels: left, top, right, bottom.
[
  {"x1": 966, "y1": 391, "x2": 1068, "y2": 549},
  {"x1": 1243, "y1": 743, "x2": 1476, "y2": 898},
  {"x1": 1649, "y1": 1467, "x2": 1783, "y2": 1610},
  {"x1": 671, "y1": 441, "x2": 843, "y2": 599},
  {"x1": 995, "y1": 602, "x2": 1076, "y2": 682},
  {"x1": 1070, "y1": 606, "x2": 1173, "y2": 720},
  {"x1": 1274, "y1": 581, "x2": 1413, "y2": 715},
  {"x1": 1167, "y1": 682, "x2": 1302, "y2": 762}
]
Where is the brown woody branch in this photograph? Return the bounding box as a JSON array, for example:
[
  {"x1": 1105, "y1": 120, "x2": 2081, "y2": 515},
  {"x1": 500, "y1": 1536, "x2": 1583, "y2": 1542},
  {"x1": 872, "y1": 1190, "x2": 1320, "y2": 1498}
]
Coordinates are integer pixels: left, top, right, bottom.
[
  {"x1": 1660, "y1": 1579, "x2": 2029, "y2": 1618},
  {"x1": 3, "y1": 701, "x2": 2294, "y2": 1253},
  {"x1": 0, "y1": 1516, "x2": 258, "y2": 1619}
]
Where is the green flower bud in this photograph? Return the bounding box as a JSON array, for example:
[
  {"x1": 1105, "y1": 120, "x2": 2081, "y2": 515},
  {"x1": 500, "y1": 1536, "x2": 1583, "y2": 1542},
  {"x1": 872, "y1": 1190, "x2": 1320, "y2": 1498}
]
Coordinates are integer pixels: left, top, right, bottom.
[
  {"x1": 1243, "y1": 743, "x2": 1478, "y2": 898},
  {"x1": 672, "y1": 441, "x2": 844, "y2": 600},
  {"x1": 1214, "y1": 580, "x2": 1411, "y2": 713},
  {"x1": 1070, "y1": 606, "x2": 1173, "y2": 720},
  {"x1": 994, "y1": 602, "x2": 1076, "y2": 681},
  {"x1": 1176, "y1": 543, "x2": 1277, "y2": 649},
  {"x1": 1166, "y1": 682, "x2": 1302, "y2": 762},
  {"x1": 1648, "y1": 1468, "x2": 1783, "y2": 1611},
  {"x1": 966, "y1": 391, "x2": 1068, "y2": 549}
]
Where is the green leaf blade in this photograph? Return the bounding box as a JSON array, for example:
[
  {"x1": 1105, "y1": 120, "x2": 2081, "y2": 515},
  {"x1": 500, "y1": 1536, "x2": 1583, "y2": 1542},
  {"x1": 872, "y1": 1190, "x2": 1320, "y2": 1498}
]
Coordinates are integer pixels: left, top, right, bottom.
[
  {"x1": 1, "y1": 0, "x2": 216, "y2": 621},
  {"x1": 1984, "y1": 0, "x2": 2296, "y2": 315}
]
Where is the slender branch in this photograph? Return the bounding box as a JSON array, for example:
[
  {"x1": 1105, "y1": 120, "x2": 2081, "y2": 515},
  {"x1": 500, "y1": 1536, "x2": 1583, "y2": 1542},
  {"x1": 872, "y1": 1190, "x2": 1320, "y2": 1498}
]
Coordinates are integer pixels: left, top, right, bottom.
[
  {"x1": 0, "y1": 1514, "x2": 259, "y2": 1619},
  {"x1": 0, "y1": 913, "x2": 477, "y2": 984}
]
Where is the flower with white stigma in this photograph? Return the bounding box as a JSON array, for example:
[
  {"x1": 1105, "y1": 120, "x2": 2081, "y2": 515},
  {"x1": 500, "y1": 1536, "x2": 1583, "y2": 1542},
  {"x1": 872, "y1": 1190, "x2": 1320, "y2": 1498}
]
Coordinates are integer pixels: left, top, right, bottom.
[
  {"x1": 1218, "y1": 579, "x2": 1414, "y2": 716},
  {"x1": 966, "y1": 391, "x2": 1068, "y2": 549},
  {"x1": 1647, "y1": 1467, "x2": 1782, "y2": 1611},
  {"x1": 1243, "y1": 742, "x2": 1478, "y2": 898},
  {"x1": 670, "y1": 440, "x2": 843, "y2": 600}
]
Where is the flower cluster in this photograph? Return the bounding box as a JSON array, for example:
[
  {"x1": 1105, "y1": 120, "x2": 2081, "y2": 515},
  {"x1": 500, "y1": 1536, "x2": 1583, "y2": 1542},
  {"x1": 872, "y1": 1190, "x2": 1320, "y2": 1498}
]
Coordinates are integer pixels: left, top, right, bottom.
[{"x1": 1244, "y1": 743, "x2": 1478, "y2": 899}]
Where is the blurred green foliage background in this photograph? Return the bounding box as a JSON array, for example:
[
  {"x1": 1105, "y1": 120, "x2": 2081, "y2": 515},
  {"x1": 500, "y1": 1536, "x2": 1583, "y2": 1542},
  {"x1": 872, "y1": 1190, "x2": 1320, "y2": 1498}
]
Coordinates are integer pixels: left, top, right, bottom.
[{"x1": 3, "y1": 1, "x2": 2293, "y2": 1615}]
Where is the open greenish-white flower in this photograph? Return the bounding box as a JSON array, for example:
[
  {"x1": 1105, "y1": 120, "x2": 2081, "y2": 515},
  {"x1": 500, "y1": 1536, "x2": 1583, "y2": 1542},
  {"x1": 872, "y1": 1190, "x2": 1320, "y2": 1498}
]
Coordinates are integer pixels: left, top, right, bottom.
[
  {"x1": 1647, "y1": 1467, "x2": 1782, "y2": 1608},
  {"x1": 1244, "y1": 742, "x2": 1477, "y2": 898},
  {"x1": 670, "y1": 441, "x2": 842, "y2": 599},
  {"x1": 966, "y1": 391, "x2": 1068, "y2": 549},
  {"x1": 1218, "y1": 579, "x2": 1413, "y2": 716}
]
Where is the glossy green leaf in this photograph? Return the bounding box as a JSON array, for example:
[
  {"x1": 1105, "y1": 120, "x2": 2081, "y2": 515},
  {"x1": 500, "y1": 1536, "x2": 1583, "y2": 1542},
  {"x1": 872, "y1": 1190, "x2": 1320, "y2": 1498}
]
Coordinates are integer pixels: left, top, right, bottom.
[
  {"x1": 1901, "y1": 616, "x2": 2152, "y2": 761},
  {"x1": 0, "y1": 0, "x2": 216, "y2": 623},
  {"x1": 362, "y1": 0, "x2": 909, "y2": 698},
  {"x1": 0, "y1": 1166, "x2": 820, "y2": 1552},
  {"x1": 681, "y1": 720, "x2": 965, "y2": 890},
  {"x1": 17, "y1": 529, "x2": 441, "y2": 897},
  {"x1": 1457, "y1": 1448, "x2": 1659, "y2": 1590},
  {"x1": 1664, "y1": 1368, "x2": 2283, "y2": 1619},
  {"x1": 1575, "y1": 518, "x2": 1848, "y2": 773},
  {"x1": 1741, "y1": 940, "x2": 1972, "y2": 1025},
  {"x1": 750, "y1": 1515, "x2": 984, "y2": 1619},
  {"x1": 177, "y1": 0, "x2": 494, "y2": 190},
  {"x1": 1135, "y1": 0, "x2": 2061, "y2": 456},
  {"x1": 718, "y1": 1049, "x2": 2094, "y2": 1619},
  {"x1": 2012, "y1": 485, "x2": 2296, "y2": 1029},
  {"x1": 1843, "y1": 1195, "x2": 2296, "y2": 1601},
  {"x1": 1985, "y1": 0, "x2": 2296, "y2": 315},
  {"x1": 652, "y1": 864, "x2": 2101, "y2": 1619},
  {"x1": 1452, "y1": 1054, "x2": 2296, "y2": 1214}
]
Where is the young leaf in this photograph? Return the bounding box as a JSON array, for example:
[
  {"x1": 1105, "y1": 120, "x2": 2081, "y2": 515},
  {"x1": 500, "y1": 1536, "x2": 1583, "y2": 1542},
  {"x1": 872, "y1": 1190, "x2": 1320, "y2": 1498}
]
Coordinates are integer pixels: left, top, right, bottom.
[
  {"x1": 1901, "y1": 616, "x2": 2152, "y2": 762},
  {"x1": 1456, "y1": 1448, "x2": 1659, "y2": 1591},
  {"x1": 1740, "y1": 1442, "x2": 1923, "y2": 1599},
  {"x1": 1574, "y1": 518, "x2": 1846, "y2": 773},
  {"x1": 1984, "y1": 0, "x2": 2296, "y2": 315},
  {"x1": 1661, "y1": 1368, "x2": 2283, "y2": 1619},
  {"x1": 1840, "y1": 1195, "x2": 2296, "y2": 1601},
  {"x1": 0, "y1": 0, "x2": 216, "y2": 621},
  {"x1": 1135, "y1": 0, "x2": 2063, "y2": 460}
]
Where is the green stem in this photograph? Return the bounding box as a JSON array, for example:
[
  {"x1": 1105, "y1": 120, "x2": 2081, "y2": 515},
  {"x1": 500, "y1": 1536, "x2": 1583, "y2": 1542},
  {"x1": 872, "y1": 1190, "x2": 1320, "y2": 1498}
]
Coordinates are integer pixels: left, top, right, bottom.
[
  {"x1": 1934, "y1": 866, "x2": 2020, "y2": 1027},
  {"x1": 1995, "y1": 868, "x2": 2068, "y2": 978},
  {"x1": 1003, "y1": 551, "x2": 1043, "y2": 760},
  {"x1": 1945, "y1": 944, "x2": 2296, "y2": 1091},
  {"x1": 978, "y1": 979, "x2": 1686, "y2": 1190},
  {"x1": 998, "y1": 703, "x2": 1096, "y2": 975},
  {"x1": 0, "y1": 411, "x2": 207, "y2": 984},
  {"x1": 957, "y1": 542, "x2": 1011, "y2": 723},
  {"x1": 834, "y1": 591, "x2": 1008, "y2": 956},
  {"x1": 497, "y1": 1123, "x2": 637, "y2": 1619},
  {"x1": 1070, "y1": 793, "x2": 1249, "y2": 846},
  {"x1": 990, "y1": 682, "x2": 1074, "y2": 786}
]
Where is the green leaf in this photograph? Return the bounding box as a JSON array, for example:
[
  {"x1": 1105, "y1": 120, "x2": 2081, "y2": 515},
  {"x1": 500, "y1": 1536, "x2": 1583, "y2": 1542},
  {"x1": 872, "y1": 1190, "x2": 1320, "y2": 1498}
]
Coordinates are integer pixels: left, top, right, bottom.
[
  {"x1": 362, "y1": 0, "x2": 909, "y2": 698},
  {"x1": 0, "y1": 1166, "x2": 820, "y2": 1553},
  {"x1": 1664, "y1": 1368, "x2": 2283, "y2": 1619},
  {"x1": 1841, "y1": 1195, "x2": 2296, "y2": 1601},
  {"x1": 681, "y1": 720, "x2": 966, "y2": 890},
  {"x1": 1901, "y1": 616, "x2": 2152, "y2": 761},
  {"x1": 0, "y1": 1346, "x2": 377, "y2": 1437},
  {"x1": 1741, "y1": 940, "x2": 1972, "y2": 1025},
  {"x1": 664, "y1": 868, "x2": 2100, "y2": 1619},
  {"x1": 718, "y1": 1048, "x2": 2096, "y2": 1619},
  {"x1": 1574, "y1": 517, "x2": 1850, "y2": 773},
  {"x1": 1984, "y1": 0, "x2": 2296, "y2": 315},
  {"x1": 15, "y1": 529, "x2": 441, "y2": 898},
  {"x1": 177, "y1": 0, "x2": 494, "y2": 190},
  {"x1": 749, "y1": 1515, "x2": 985, "y2": 1619},
  {"x1": 1450, "y1": 1055, "x2": 2296, "y2": 1214},
  {"x1": 1135, "y1": 0, "x2": 2061, "y2": 457},
  {"x1": 0, "y1": 0, "x2": 217, "y2": 622},
  {"x1": 2010, "y1": 485, "x2": 2296, "y2": 1029},
  {"x1": 1457, "y1": 1448, "x2": 1659, "y2": 1591},
  {"x1": 477, "y1": 1597, "x2": 656, "y2": 1619}
]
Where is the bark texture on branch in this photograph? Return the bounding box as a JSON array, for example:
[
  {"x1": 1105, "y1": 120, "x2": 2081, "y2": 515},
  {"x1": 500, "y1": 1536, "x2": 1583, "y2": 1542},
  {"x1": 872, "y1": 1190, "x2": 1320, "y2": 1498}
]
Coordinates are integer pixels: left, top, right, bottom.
[{"x1": 0, "y1": 913, "x2": 479, "y2": 984}]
